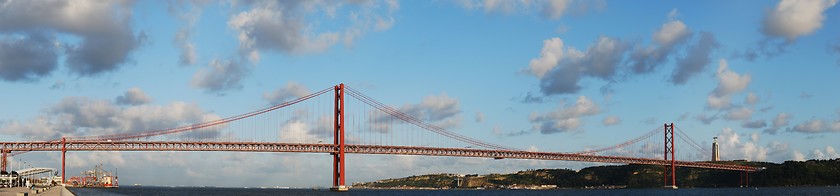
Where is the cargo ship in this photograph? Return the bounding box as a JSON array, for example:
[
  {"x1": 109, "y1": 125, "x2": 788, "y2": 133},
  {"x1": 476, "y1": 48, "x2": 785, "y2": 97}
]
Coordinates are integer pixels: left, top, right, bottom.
[{"x1": 66, "y1": 164, "x2": 118, "y2": 188}]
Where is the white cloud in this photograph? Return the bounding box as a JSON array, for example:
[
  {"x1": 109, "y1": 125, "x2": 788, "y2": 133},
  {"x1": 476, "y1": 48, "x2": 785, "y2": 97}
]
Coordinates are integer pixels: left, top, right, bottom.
[
  {"x1": 278, "y1": 120, "x2": 321, "y2": 143},
  {"x1": 527, "y1": 38, "x2": 581, "y2": 78},
  {"x1": 764, "y1": 112, "x2": 792, "y2": 134},
  {"x1": 543, "y1": 0, "x2": 572, "y2": 19},
  {"x1": 741, "y1": 119, "x2": 767, "y2": 129},
  {"x1": 706, "y1": 94, "x2": 731, "y2": 110},
  {"x1": 670, "y1": 32, "x2": 719, "y2": 84},
  {"x1": 0, "y1": 0, "x2": 145, "y2": 77},
  {"x1": 774, "y1": 113, "x2": 792, "y2": 127},
  {"x1": 745, "y1": 92, "x2": 759, "y2": 105},
  {"x1": 762, "y1": 0, "x2": 839, "y2": 41},
  {"x1": 77, "y1": 151, "x2": 126, "y2": 168},
  {"x1": 228, "y1": 1, "x2": 398, "y2": 62},
  {"x1": 804, "y1": 146, "x2": 840, "y2": 160},
  {"x1": 630, "y1": 9, "x2": 692, "y2": 74},
  {"x1": 793, "y1": 150, "x2": 806, "y2": 161},
  {"x1": 826, "y1": 146, "x2": 840, "y2": 158},
  {"x1": 695, "y1": 113, "x2": 718, "y2": 124},
  {"x1": 725, "y1": 107, "x2": 753, "y2": 121},
  {"x1": 191, "y1": 58, "x2": 250, "y2": 94},
  {"x1": 457, "y1": 0, "x2": 599, "y2": 19},
  {"x1": 653, "y1": 20, "x2": 691, "y2": 47},
  {"x1": 369, "y1": 93, "x2": 463, "y2": 133},
  {"x1": 530, "y1": 36, "x2": 629, "y2": 95},
  {"x1": 714, "y1": 128, "x2": 803, "y2": 162},
  {"x1": 526, "y1": 145, "x2": 539, "y2": 152},
  {"x1": 791, "y1": 119, "x2": 827, "y2": 133},
  {"x1": 713, "y1": 59, "x2": 751, "y2": 96},
  {"x1": 602, "y1": 116, "x2": 620, "y2": 126},
  {"x1": 707, "y1": 59, "x2": 750, "y2": 109},
  {"x1": 170, "y1": 2, "x2": 206, "y2": 66},
  {"x1": 530, "y1": 96, "x2": 600, "y2": 133},
  {"x1": 0, "y1": 96, "x2": 219, "y2": 140},
  {"x1": 115, "y1": 87, "x2": 152, "y2": 106},
  {"x1": 788, "y1": 109, "x2": 840, "y2": 134},
  {"x1": 263, "y1": 82, "x2": 311, "y2": 105}
]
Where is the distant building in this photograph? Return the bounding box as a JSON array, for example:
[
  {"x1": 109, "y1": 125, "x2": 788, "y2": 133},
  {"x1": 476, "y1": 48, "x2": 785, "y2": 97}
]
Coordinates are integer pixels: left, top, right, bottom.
[{"x1": 712, "y1": 137, "x2": 720, "y2": 161}]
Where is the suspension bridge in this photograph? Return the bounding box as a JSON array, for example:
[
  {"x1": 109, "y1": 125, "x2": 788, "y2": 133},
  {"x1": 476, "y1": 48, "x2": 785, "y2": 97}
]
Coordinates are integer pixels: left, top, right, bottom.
[{"x1": 0, "y1": 84, "x2": 759, "y2": 190}]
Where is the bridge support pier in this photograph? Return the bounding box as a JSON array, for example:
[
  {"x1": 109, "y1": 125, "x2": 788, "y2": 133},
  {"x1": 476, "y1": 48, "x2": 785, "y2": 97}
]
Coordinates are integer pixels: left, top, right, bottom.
[
  {"x1": 331, "y1": 84, "x2": 348, "y2": 192},
  {"x1": 740, "y1": 171, "x2": 749, "y2": 187}
]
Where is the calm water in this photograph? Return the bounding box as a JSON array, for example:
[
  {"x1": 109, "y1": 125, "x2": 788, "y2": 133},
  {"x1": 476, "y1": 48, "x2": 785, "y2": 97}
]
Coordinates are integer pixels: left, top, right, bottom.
[{"x1": 69, "y1": 186, "x2": 840, "y2": 196}]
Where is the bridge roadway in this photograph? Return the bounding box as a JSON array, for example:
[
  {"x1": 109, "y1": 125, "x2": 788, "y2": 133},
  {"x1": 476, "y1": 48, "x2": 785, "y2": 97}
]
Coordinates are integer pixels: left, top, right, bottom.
[{"x1": 0, "y1": 140, "x2": 759, "y2": 172}]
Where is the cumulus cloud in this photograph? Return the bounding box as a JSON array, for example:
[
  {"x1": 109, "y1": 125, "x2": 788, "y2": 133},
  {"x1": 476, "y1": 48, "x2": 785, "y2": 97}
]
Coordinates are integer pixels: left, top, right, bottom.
[
  {"x1": 741, "y1": 119, "x2": 767, "y2": 129},
  {"x1": 530, "y1": 96, "x2": 600, "y2": 134},
  {"x1": 809, "y1": 146, "x2": 840, "y2": 160},
  {"x1": 169, "y1": 1, "x2": 206, "y2": 66},
  {"x1": 601, "y1": 116, "x2": 620, "y2": 126},
  {"x1": 790, "y1": 118, "x2": 840, "y2": 133},
  {"x1": 764, "y1": 112, "x2": 791, "y2": 134},
  {"x1": 0, "y1": 0, "x2": 146, "y2": 77},
  {"x1": 725, "y1": 107, "x2": 753, "y2": 121},
  {"x1": 670, "y1": 32, "x2": 719, "y2": 84},
  {"x1": 630, "y1": 9, "x2": 692, "y2": 74},
  {"x1": 526, "y1": 38, "x2": 578, "y2": 78},
  {"x1": 738, "y1": 0, "x2": 839, "y2": 61},
  {"x1": 0, "y1": 33, "x2": 58, "y2": 82},
  {"x1": 713, "y1": 60, "x2": 751, "y2": 96},
  {"x1": 369, "y1": 93, "x2": 463, "y2": 133},
  {"x1": 525, "y1": 10, "x2": 719, "y2": 95},
  {"x1": 706, "y1": 95, "x2": 732, "y2": 110},
  {"x1": 457, "y1": 0, "x2": 602, "y2": 19},
  {"x1": 706, "y1": 59, "x2": 750, "y2": 109},
  {"x1": 762, "y1": 0, "x2": 838, "y2": 41},
  {"x1": 793, "y1": 150, "x2": 806, "y2": 161},
  {"x1": 263, "y1": 82, "x2": 311, "y2": 105},
  {"x1": 115, "y1": 87, "x2": 152, "y2": 106},
  {"x1": 0, "y1": 96, "x2": 219, "y2": 140},
  {"x1": 191, "y1": 58, "x2": 251, "y2": 94},
  {"x1": 528, "y1": 36, "x2": 630, "y2": 95},
  {"x1": 715, "y1": 128, "x2": 796, "y2": 162},
  {"x1": 695, "y1": 113, "x2": 718, "y2": 125},
  {"x1": 278, "y1": 120, "x2": 321, "y2": 143},
  {"x1": 228, "y1": 0, "x2": 398, "y2": 62}
]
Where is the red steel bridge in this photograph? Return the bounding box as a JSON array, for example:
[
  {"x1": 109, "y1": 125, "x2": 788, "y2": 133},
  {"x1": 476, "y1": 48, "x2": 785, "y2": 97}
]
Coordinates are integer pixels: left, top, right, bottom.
[{"x1": 0, "y1": 84, "x2": 759, "y2": 190}]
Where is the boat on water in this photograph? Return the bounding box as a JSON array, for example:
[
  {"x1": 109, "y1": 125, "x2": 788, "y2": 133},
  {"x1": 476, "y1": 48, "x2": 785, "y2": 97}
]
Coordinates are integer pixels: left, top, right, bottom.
[{"x1": 66, "y1": 164, "x2": 118, "y2": 188}]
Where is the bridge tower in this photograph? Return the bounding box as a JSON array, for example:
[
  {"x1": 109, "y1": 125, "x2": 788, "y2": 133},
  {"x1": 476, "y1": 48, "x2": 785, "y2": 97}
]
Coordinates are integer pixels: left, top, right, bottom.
[
  {"x1": 331, "y1": 84, "x2": 348, "y2": 191},
  {"x1": 1, "y1": 150, "x2": 7, "y2": 173},
  {"x1": 663, "y1": 123, "x2": 677, "y2": 189}
]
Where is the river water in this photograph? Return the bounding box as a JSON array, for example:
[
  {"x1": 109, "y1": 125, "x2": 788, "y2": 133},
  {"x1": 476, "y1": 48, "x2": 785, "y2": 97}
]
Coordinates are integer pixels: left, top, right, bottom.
[{"x1": 69, "y1": 186, "x2": 840, "y2": 196}]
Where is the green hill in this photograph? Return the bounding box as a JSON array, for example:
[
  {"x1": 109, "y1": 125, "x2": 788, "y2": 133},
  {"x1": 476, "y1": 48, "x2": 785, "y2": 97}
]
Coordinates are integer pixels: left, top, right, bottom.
[{"x1": 353, "y1": 158, "x2": 840, "y2": 189}]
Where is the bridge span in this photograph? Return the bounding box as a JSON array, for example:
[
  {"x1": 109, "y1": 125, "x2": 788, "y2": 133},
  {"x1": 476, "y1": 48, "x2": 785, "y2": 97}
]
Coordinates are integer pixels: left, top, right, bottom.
[
  {"x1": 1, "y1": 84, "x2": 760, "y2": 190},
  {"x1": 0, "y1": 141, "x2": 758, "y2": 172}
]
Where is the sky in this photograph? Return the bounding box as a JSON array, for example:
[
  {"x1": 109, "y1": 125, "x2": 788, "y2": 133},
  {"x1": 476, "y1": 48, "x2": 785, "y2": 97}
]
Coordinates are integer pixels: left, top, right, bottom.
[{"x1": 1, "y1": 0, "x2": 840, "y2": 188}]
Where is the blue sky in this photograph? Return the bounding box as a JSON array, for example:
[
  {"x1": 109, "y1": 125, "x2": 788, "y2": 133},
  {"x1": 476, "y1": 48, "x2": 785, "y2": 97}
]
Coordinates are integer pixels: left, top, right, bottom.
[{"x1": 1, "y1": 0, "x2": 839, "y2": 187}]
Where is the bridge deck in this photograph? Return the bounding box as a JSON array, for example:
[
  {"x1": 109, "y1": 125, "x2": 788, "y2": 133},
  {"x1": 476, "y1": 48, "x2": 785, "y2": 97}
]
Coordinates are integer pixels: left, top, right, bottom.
[{"x1": 0, "y1": 141, "x2": 759, "y2": 172}]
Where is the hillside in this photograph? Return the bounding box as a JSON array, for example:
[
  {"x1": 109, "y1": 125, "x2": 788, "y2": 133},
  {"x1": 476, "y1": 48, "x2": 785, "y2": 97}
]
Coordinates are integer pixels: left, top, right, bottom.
[{"x1": 353, "y1": 159, "x2": 840, "y2": 189}]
